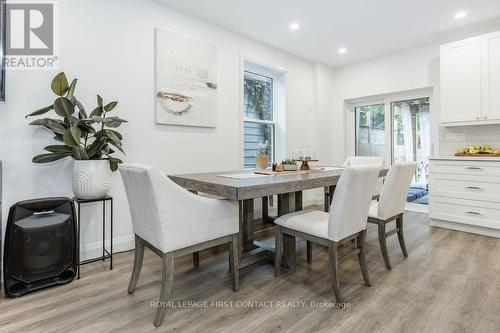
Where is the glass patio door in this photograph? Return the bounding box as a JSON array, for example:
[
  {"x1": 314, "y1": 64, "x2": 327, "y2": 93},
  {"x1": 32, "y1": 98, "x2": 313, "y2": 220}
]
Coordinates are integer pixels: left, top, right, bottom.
[
  {"x1": 391, "y1": 97, "x2": 430, "y2": 205},
  {"x1": 354, "y1": 103, "x2": 387, "y2": 159},
  {"x1": 352, "y1": 96, "x2": 431, "y2": 207}
]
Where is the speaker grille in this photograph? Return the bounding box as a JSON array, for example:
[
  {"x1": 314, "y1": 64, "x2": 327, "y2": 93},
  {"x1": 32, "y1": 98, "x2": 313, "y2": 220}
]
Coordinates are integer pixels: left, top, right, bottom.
[
  {"x1": 3, "y1": 197, "x2": 77, "y2": 297},
  {"x1": 11, "y1": 221, "x2": 73, "y2": 281}
]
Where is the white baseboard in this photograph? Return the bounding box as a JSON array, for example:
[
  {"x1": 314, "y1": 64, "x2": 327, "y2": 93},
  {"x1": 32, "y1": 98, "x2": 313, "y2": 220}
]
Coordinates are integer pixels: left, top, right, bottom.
[
  {"x1": 430, "y1": 219, "x2": 500, "y2": 238},
  {"x1": 304, "y1": 198, "x2": 324, "y2": 207},
  {"x1": 405, "y1": 202, "x2": 429, "y2": 213},
  {"x1": 80, "y1": 234, "x2": 134, "y2": 261}
]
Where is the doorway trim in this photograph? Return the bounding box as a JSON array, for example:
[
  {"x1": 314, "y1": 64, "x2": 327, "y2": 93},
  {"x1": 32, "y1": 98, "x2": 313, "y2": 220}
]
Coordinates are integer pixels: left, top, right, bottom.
[
  {"x1": 345, "y1": 87, "x2": 434, "y2": 212},
  {"x1": 345, "y1": 87, "x2": 435, "y2": 165}
]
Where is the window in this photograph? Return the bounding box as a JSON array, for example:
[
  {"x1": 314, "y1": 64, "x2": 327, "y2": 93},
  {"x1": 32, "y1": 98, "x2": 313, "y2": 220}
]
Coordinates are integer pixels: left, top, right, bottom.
[
  {"x1": 355, "y1": 103, "x2": 386, "y2": 157},
  {"x1": 243, "y1": 67, "x2": 277, "y2": 168}
]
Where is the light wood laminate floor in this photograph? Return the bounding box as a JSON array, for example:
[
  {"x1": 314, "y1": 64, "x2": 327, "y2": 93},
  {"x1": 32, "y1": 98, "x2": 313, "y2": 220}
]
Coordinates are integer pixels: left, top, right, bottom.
[{"x1": 1, "y1": 211, "x2": 500, "y2": 333}]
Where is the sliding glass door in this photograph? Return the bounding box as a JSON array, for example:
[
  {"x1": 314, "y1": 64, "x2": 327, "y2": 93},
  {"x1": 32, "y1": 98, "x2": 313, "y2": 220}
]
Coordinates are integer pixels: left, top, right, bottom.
[
  {"x1": 391, "y1": 97, "x2": 430, "y2": 205},
  {"x1": 352, "y1": 96, "x2": 431, "y2": 206},
  {"x1": 354, "y1": 103, "x2": 386, "y2": 158}
]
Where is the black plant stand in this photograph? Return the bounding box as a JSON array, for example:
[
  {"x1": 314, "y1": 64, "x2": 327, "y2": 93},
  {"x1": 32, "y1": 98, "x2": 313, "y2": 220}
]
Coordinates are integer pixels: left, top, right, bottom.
[{"x1": 74, "y1": 195, "x2": 113, "y2": 279}]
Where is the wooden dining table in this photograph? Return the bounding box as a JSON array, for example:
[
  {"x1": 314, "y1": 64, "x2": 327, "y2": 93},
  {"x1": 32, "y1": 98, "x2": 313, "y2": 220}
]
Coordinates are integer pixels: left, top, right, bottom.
[{"x1": 169, "y1": 167, "x2": 388, "y2": 269}]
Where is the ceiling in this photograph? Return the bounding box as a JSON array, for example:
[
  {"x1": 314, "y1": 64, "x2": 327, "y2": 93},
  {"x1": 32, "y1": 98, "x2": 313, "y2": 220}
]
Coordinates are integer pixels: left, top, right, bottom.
[{"x1": 153, "y1": 0, "x2": 500, "y2": 67}]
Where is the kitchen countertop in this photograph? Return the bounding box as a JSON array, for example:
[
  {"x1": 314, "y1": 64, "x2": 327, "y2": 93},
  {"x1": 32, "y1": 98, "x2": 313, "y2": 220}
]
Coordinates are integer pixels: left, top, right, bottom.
[{"x1": 430, "y1": 156, "x2": 500, "y2": 162}]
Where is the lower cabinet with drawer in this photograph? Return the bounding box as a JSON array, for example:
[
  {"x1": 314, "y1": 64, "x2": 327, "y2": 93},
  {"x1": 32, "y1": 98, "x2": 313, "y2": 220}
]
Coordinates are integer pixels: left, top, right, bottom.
[{"x1": 429, "y1": 157, "x2": 500, "y2": 237}]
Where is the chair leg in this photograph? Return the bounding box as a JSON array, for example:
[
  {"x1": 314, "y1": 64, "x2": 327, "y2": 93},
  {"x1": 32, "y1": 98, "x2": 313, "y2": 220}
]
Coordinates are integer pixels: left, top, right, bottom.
[
  {"x1": 306, "y1": 241, "x2": 312, "y2": 263},
  {"x1": 356, "y1": 231, "x2": 371, "y2": 287},
  {"x1": 396, "y1": 215, "x2": 408, "y2": 258},
  {"x1": 128, "y1": 236, "x2": 145, "y2": 294},
  {"x1": 193, "y1": 252, "x2": 200, "y2": 268},
  {"x1": 153, "y1": 252, "x2": 174, "y2": 327},
  {"x1": 324, "y1": 187, "x2": 330, "y2": 212},
  {"x1": 328, "y1": 241, "x2": 343, "y2": 303},
  {"x1": 283, "y1": 233, "x2": 296, "y2": 268},
  {"x1": 377, "y1": 221, "x2": 392, "y2": 270},
  {"x1": 275, "y1": 226, "x2": 283, "y2": 277},
  {"x1": 229, "y1": 234, "x2": 240, "y2": 292}
]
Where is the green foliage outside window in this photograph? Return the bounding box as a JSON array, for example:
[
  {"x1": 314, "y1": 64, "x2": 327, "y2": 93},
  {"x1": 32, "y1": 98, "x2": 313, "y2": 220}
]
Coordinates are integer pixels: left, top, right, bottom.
[
  {"x1": 244, "y1": 72, "x2": 273, "y2": 121},
  {"x1": 358, "y1": 104, "x2": 385, "y2": 130}
]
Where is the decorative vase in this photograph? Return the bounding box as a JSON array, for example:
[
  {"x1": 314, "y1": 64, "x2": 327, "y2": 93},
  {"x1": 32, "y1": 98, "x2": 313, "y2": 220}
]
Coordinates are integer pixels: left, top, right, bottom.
[
  {"x1": 72, "y1": 160, "x2": 112, "y2": 200},
  {"x1": 256, "y1": 156, "x2": 269, "y2": 169}
]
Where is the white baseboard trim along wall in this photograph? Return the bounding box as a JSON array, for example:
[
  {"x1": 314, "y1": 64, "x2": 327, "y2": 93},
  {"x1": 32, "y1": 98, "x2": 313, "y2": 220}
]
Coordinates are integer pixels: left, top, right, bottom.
[
  {"x1": 430, "y1": 219, "x2": 500, "y2": 239},
  {"x1": 80, "y1": 235, "x2": 135, "y2": 262}
]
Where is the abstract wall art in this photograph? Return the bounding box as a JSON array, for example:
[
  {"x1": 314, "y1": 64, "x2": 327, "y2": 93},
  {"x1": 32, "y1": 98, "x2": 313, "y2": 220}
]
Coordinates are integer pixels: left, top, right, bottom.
[{"x1": 155, "y1": 28, "x2": 218, "y2": 127}]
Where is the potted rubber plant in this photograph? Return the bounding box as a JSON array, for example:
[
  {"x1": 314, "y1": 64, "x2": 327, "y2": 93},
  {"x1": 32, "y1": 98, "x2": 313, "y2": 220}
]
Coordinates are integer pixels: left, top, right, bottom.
[
  {"x1": 26, "y1": 72, "x2": 127, "y2": 200},
  {"x1": 255, "y1": 141, "x2": 270, "y2": 169}
]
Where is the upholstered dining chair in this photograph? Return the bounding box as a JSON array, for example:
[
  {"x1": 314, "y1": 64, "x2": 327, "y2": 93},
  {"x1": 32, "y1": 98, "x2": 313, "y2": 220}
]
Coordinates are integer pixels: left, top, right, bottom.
[
  {"x1": 120, "y1": 164, "x2": 240, "y2": 327},
  {"x1": 324, "y1": 156, "x2": 385, "y2": 212},
  {"x1": 367, "y1": 162, "x2": 417, "y2": 270},
  {"x1": 275, "y1": 166, "x2": 380, "y2": 303}
]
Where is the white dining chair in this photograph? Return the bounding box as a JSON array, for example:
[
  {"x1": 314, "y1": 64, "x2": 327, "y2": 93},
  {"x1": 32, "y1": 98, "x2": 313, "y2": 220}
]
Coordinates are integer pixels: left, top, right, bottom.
[
  {"x1": 324, "y1": 156, "x2": 385, "y2": 211},
  {"x1": 343, "y1": 156, "x2": 385, "y2": 166},
  {"x1": 119, "y1": 164, "x2": 240, "y2": 327},
  {"x1": 367, "y1": 162, "x2": 416, "y2": 270},
  {"x1": 275, "y1": 165, "x2": 381, "y2": 303}
]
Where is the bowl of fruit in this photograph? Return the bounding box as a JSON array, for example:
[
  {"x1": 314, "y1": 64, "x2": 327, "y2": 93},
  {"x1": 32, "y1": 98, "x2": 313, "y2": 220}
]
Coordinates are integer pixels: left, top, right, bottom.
[{"x1": 455, "y1": 145, "x2": 500, "y2": 156}]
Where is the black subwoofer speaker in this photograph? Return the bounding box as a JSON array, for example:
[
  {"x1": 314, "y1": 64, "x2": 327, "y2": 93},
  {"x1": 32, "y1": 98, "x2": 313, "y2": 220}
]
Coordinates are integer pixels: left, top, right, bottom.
[{"x1": 3, "y1": 197, "x2": 77, "y2": 297}]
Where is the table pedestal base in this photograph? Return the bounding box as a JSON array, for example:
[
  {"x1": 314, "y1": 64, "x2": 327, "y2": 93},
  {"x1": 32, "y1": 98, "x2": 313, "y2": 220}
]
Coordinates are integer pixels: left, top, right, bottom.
[{"x1": 239, "y1": 191, "x2": 303, "y2": 269}]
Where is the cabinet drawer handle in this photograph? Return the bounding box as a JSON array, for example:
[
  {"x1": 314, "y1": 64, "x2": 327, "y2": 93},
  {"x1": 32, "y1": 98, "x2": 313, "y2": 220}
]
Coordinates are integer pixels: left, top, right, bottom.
[
  {"x1": 466, "y1": 186, "x2": 483, "y2": 190},
  {"x1": 466, "y1": 211, "x2": 482, "y2": 216},
  {"x1": 466, "y1": 167, "x2": 483, "y2": 170}
]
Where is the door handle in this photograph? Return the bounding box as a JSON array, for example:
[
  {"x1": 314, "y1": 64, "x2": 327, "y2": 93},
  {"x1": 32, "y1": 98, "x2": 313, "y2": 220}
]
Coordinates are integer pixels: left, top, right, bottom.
[
  {"x1": 466, "y1": 211, "x2": 482, "y2": 216},
  {"x1": 465, "y1": 186, "x2": 483, "y2": 190},
  {"x1": 466, "y1": 167, "x2": 483, "y2": 170}
]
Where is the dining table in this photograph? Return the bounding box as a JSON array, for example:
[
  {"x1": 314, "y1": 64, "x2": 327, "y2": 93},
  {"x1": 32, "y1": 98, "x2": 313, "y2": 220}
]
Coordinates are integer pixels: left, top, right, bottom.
[{"x1": 169, "y1": 166, "x2": 388, "y2": 269}]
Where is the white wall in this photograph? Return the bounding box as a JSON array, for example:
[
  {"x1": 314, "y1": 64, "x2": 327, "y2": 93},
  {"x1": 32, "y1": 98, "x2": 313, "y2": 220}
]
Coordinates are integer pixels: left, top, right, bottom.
[
  {"x1": 319, "y1": 39, "x2": 500, "y2": 165},
  {"x1": 318, "y1": 44, "x2": 441, "y2": 165},
  {"x1": 0, "y1": 0, "x2": 318, "y2": 260},
  {"x1": 313, "y1": 63, "x2": 336, "y2": 162}
]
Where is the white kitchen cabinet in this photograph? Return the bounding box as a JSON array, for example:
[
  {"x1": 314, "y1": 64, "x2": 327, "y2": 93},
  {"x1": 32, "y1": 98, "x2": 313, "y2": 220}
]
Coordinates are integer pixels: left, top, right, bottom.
[
  {"x1": 440, "y1": 37, "x2": 482, "y2": 124},
  {"x1": 481, "y1": 31, "x2": 500, "y2": 121},
  {"x1": 431, "y1": 196, "x2": 500, "y2": 231},
  {"x1": 429, "y1": 157, "x2": 500, "y2": 237},
  {"x1": 440, "y1": 30, "x2": 500, "y2": 126}
]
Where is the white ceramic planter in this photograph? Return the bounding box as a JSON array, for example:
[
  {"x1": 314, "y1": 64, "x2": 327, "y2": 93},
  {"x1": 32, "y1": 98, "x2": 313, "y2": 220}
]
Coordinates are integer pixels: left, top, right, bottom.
[{"x1": 72, "y1": 160, "x2": 112, "y2": 200}]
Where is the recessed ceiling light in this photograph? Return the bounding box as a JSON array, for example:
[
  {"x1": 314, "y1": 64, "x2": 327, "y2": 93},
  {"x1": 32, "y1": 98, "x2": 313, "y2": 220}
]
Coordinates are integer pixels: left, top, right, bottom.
[
  {"x1": 290, "y1": 23, "x2": 300, "y2": 31},
  {"x1": 455, "y1": 11, "x2": 467, "y2": 19},
  {"x1": 338, "y1": 48, "x2": 347, "y2": 54}
]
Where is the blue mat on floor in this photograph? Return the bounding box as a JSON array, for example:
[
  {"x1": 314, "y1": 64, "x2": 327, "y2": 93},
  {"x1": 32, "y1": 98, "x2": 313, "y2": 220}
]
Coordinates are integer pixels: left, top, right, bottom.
[
  {"x1": 413, "y1": 195, "x2": 429, "y2": 205},
  {"x1": 407, "y1": 187, "x2": 428, "y2": 202}
]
